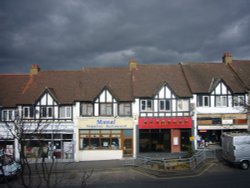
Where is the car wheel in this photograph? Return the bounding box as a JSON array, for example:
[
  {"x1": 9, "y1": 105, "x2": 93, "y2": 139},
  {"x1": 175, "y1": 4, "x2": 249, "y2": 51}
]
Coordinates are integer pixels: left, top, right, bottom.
[{"x1": 240, "y1": 161, "x2": 249, "y2": 170}]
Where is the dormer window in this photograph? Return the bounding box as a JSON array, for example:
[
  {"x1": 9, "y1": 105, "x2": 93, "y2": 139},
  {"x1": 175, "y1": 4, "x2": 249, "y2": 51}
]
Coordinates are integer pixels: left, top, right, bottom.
[
  {"x1": 41, "y1": 106, "x2": 53, "y2": 118},
  {"x1": 100, "y1": 103, "x2": 112, "y2": 116},
  {"x1": 215, "y1": 96, "x2": 227, "y2": 107},
  {"x1": 159, "y1": 99, "x2": 170, "y2": 111}
]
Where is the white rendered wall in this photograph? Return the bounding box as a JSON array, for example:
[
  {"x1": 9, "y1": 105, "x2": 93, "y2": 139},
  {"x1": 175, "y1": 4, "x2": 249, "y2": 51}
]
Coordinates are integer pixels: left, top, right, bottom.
[{"x1": 77, "y1": 150, "x2": 123, "y2": 161}]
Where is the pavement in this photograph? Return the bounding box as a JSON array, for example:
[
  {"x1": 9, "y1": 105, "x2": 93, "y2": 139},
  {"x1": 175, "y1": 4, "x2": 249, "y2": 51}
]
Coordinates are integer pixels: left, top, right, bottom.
[{"x1": 23, "y1": 149, "x2": 221, "y2": 179}]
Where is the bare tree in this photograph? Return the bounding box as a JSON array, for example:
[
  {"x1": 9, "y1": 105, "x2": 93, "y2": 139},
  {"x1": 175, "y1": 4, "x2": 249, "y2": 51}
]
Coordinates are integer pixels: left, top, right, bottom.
[{"x1": 0, "y1": 110, "x2": 93, "y2": 188}]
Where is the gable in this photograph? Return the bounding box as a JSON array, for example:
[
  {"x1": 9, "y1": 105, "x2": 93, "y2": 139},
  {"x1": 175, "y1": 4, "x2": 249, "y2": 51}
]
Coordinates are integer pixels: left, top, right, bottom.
[
  {"x1": 153, "y1": 83, "x2": 177, "y2": 99},
  {"x1": 94, "y1": 87, "x2": 117, "y2": 103},
  {"x1": 210, "y1": 80, "x2": 232, "y2": 95},
  {"x1": 35, "y1": 88, "x2": 59, "y2": 105}
]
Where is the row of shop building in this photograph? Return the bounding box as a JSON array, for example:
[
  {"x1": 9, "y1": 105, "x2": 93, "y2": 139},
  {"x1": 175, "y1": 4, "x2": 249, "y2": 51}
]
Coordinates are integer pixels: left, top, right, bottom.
[{"x1": 0, "y1": 53, "x2": 250, "y2": 161}]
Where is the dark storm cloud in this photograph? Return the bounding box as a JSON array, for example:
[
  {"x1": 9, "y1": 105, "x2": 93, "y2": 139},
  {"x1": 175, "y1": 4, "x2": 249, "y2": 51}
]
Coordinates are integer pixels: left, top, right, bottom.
[{"x1": 1, "y1": 0, "x2": 250, "y2": 73}]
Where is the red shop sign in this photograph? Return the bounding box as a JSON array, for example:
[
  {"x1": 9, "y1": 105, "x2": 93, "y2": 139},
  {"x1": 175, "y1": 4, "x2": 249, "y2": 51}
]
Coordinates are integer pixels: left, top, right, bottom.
[{"x1": 138, "y1": 117, "x2": 192, "y2": 129}]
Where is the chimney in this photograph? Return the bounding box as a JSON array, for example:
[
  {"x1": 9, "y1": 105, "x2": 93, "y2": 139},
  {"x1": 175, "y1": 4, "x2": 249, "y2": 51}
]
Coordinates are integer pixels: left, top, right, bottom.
[
  {"x1": 222, "y1": 52, "x2": 232, "y2": 64},
  {"x1": 128, "y1": 58, "x2": 137, "y2": 71},
  {"x1": 30, "y1": 64, "x2": 40, "y2": 75}
]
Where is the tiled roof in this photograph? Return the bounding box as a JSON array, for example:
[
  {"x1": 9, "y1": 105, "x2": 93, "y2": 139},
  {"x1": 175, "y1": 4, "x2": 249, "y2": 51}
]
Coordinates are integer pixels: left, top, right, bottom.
[
  {"x1": 181, "y1": 62, "x2": 246, "y2": 94},
  {"x1": 230, "y1": 60, "x2": 250, "y2": 90},
  {"x1": 133, "y1": 64, "x2": 192, "y2": 97},
  {"x1": 0, "y1": 74, "x2": 30, "y2": 107},
  {"x1": 78, "y1": 67, "x2": 133, "y2": 101},
  {"x1": 0, "y1": 68, "x2": 133, "y2": 107},
  {"x1": 0, "y1": 60, "x2": 249, "y2": 107}
]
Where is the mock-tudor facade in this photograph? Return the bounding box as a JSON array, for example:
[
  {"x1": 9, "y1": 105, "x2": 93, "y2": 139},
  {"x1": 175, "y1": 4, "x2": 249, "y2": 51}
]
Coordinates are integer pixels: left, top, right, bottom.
[{"x1": 0, "y1": 53, "x2": 249, "y2": 161}]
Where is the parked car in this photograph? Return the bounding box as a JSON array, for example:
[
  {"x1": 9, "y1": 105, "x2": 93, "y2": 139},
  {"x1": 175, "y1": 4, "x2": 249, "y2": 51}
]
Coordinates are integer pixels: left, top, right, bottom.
[
  {"x1": 0, "y1": 149, "x2": 21, "y2": 183},
  {"x1": 222, "y1": 132, "x2": 250, "y2": 170}
]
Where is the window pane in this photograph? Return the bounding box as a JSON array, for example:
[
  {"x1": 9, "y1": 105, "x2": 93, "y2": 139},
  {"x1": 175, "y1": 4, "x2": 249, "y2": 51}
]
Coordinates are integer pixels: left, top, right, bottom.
[
  {"x1": 147, "y1": 100, "x2": 152, "y2": 110},
  {"x1": 160, "y1": 100, "x2": 165, "y2": 110},
  {"x1": 141, "y1": 100, "x2": 146, "y2": 111},
  {"x1": 106, "y1": 104, "x2": 112, "y2": 115},
  {"x1": 204, "y1": 96, "x2": 209, "y2": 106}
]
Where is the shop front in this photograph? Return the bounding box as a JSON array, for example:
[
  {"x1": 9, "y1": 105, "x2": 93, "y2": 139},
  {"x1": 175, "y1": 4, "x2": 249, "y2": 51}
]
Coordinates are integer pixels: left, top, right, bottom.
[
  {"x1": 23, "y1": 133, "x2": 74, "y2": 160},
  {"x1": 197, "y1": 114, "x2": 248, "y2": 148},
  {"x1": 76, "y1": 117, "x2": 134, "y2": 161},
  {"x1": 138, "y1": 117, "x2": 192, "y2": 153}
]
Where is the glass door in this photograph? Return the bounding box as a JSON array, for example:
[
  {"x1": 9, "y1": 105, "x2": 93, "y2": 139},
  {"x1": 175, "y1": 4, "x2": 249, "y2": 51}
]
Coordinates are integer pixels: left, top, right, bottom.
[{"x1": 123, "y1": 138, "x2": 133, "y2": 157}]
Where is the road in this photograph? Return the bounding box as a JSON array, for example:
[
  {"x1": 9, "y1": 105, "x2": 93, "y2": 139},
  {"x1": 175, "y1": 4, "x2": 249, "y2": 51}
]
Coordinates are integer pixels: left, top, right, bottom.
[
  {"x1": 85, "y1": 162, "x2": 250, "y2": 188},
  {"x1": 2, "y1": 161, "x2": 250, "y2": 188}
]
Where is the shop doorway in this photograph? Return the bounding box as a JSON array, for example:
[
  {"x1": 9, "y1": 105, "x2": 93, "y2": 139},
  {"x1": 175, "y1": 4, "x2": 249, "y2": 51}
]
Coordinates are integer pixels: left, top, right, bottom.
[{"x1": 123, "y1": 138, "x2": 133, "y2": 157}]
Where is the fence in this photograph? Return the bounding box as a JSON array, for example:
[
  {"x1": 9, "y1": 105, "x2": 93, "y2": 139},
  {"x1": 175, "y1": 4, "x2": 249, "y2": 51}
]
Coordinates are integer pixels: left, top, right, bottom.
[{"x1": 123, "y1": 149, "x2": 218, "y2": 171}]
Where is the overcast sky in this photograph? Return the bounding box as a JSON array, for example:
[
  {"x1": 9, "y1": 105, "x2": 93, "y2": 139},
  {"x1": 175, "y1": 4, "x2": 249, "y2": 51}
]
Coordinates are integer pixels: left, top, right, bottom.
[{"x1": 1, "y1": 0, "x2": 250, "y2": 73}]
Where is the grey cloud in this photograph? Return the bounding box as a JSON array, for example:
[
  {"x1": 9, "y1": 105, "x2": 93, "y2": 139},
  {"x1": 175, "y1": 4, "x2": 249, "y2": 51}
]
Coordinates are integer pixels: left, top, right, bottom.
[{"x1": 1, "y1": 0, "x2": 250, "y2": 73}]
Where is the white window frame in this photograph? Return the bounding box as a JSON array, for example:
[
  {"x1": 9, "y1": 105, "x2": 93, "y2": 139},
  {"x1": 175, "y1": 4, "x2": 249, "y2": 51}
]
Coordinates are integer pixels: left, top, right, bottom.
[
  {"x1": 159, "y1": 99, "x2": 171, "y2": 111},
  {"x1": 81, "y1": 103, "x2": 94, "y2": 116},
  {"x1": 177, "y1": 99, "x2": 189, "y2": 111},
  {"x1": 119, "y1": 103, "x2": 131, "y2": 116},
  {"x1": 23, "y1": 106, "x2": 34, "y2": 119},
  {"x1": 140, "y1": 99, "x2": 153, "y2": 111},
  {"x1": 60, "y1": 106, "x2": 72, "y2": 119},
  {"x1": 1, "y1": 110, "x2": 15, "y2": 121},
  {"x1": 216, "y1": 96, "x2": 227, "y2": 107},
  {"x1": 233, "y1": 96, "x2": 245, "y2": 106},
  {"x1": 198, "y1": 95, "x2": 210, "y2": 107},
  {"x1": 100, "y1": 103, "x2": 113, "y2": 116},
  {"x1": 40, "y1": 106, "x2": 53, "y2": 118}
]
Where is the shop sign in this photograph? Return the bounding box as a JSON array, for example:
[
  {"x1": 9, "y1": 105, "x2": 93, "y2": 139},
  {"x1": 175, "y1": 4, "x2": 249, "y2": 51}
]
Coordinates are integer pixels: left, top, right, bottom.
[
  {"x1": 78, "y1": 117, "x2": 133, "y2": 129},
  {"x1": 138, "y1": 117, "x2": 192, "y2": 129},
  {"x1": 222, "y1": 119, "x2": 233, "y2": 125}
]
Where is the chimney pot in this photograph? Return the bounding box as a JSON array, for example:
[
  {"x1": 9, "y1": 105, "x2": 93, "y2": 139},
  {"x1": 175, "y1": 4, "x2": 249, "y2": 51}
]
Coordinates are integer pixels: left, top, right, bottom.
[
  {"x1": 30, "y1": 64, "x2": 40, "y2": 75},
  {"x1": 222, "y1": 52, "x2": 232, "y2": 64},
  {"x1": 129, "y1": 58, "x2": 137, "y2": 71}
]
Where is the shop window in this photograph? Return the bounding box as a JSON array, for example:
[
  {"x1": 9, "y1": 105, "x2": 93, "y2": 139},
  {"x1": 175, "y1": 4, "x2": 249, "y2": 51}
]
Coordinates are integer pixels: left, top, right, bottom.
[
  {"x1": 216, "y1": 96, "x2": 227, "y2": 107},
  {"x1": 81, "y1": 103, "x2": 93, "y2": 116},
  {"x1": 100, "y1": 103, "x2": 112, "y2": 116},
  {"x1": 79, "y1": 130, "x2": 121, "y2": 150},
  {"x1": 159, "y1": 99, "x2": 171, "y2": 111},
  {"x1": 23, "y1": 106, "x2": 34, "y2": 119},
  {"x1": 141, "y1": 99, "x2": 153, "y2": 111},
  {"x1": 197, "y1": 95, "x2": 209, "y2": 107},
  {"x1": 40, "y1": 106, "x2": 53, "y2": 118},
  {"x1": 119, "y1": 103, "x2": 131, "y2": 116},
  {"x1": 177, "y1": 99, "x2": 189, "y2": 111},
  {"x1": 60, "y1": 106, "x2": 72, "y2": 119},
  {"x1": 63, "y1": 134, "x2": 73, "y2": 140}
]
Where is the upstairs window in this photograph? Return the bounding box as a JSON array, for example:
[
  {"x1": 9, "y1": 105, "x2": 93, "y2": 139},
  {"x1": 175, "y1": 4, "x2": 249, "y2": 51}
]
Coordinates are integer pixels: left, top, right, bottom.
[
  {"x1": 100, "y1": 103, "x2": 112, "y2": 116},
  {"x1": 40, "y1": 106, "x2": 53, "y2": 118},
  {"x1": 119, "y1": 103, "x2": 131, "y2": 116},
  {"x1": 215, "y1": 96, "x2": 227, "y2": 107},
  {"x1": 233, "y1": 95, "x2": 245, "y2": 106},
  {"x1": 159, "y1": 99, "x2": 171, "y2": 111},
  {"x1": 141, "y1": 99, "x2": 153, "y2": 111},
  {"x1": 60, "y1": 106, "x2": 72, "y2": 118},
  {"x1": 81, "y1": 103, "x2": 93, "y2": 116},
  {"x1": 197, "y1": 95, "x2": 210, "y2": 107},
  {"x1": 177, "y1": 99, "x2": 189, "y2": 111},
  {"x1": 1, "y1": 110, "x2": 15, "y2": 121},
  {"x1": 23, "y1": 106, "x2": 34, "y2": 119}
]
